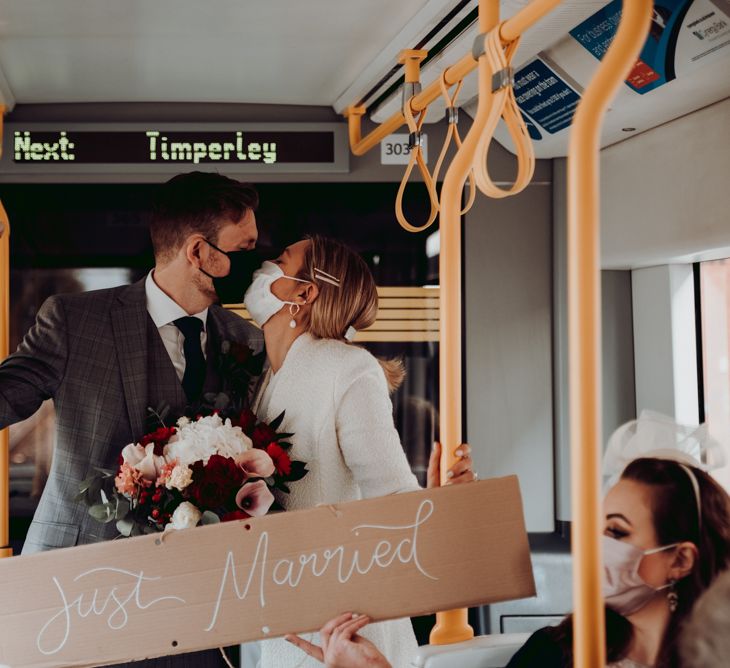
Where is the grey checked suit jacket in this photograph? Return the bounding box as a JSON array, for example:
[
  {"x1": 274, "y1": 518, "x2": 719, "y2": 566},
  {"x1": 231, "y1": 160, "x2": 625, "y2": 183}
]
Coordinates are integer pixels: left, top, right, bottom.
[{"x1": 0, "y1": 278, "x2": 263, "y2": 555}]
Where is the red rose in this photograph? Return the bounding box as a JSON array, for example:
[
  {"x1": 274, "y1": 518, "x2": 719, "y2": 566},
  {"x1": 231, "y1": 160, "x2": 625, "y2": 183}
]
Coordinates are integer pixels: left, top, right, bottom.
[
  {"x1": 266, "y1": 442, "x2": 292, "y2": 477},
  {"x1": 233, "y1": 408, "x2": 257, "y2": 436},
  {"x1": 221, "y1": 510, "x2": 252, "y2": 523},
  {"x1": 187, "y1": 455, "x2": 244, "y2": 510},
  {"x1": 252, "y1": 423, "x2": 278, "y2": 450},
  {"x1": 140, "y1": 426, "x2": 177, "y2": 456}
]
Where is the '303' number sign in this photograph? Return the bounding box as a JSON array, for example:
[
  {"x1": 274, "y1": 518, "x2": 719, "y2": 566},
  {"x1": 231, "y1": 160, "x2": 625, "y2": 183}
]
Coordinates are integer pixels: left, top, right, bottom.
[{"x1": 380, "y1": 133, "x2": 428, "y2": 165}]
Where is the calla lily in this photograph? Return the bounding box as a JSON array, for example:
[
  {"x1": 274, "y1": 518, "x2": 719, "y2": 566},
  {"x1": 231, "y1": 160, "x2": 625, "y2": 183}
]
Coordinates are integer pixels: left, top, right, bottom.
[
  {"x1": 235, "y1": 480, "x2": 274, "y2": 518},
  {"x1": 235, "y1": 449, "x2": 276, "y2": 479}
]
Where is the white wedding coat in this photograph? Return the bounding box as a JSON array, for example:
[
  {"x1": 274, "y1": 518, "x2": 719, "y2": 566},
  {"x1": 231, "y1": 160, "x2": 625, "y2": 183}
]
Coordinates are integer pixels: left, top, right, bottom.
[{"x1": 254, "y1": 332, "x2": 420, "y2": 668}]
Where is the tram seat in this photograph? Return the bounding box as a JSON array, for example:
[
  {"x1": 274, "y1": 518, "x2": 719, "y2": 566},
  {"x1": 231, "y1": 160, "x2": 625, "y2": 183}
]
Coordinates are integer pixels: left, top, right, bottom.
[{"x1": 410, "y1": 633, "x2": 530, "y2": 668}]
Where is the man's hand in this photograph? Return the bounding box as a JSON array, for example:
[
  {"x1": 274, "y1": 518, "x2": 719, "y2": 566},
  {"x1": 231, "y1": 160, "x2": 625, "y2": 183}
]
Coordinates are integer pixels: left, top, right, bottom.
[
  {"x1": 427, "y1": 441, "x2": 476, "y2": 488},
  {"x1": 285, "y1": 613, "x2": 391, "y2": 668}
]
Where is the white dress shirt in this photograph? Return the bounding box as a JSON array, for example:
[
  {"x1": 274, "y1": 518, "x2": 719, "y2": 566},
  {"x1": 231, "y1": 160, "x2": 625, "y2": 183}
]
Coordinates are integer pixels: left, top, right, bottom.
[{"x1": 145, "y1": 271, "x2": 208, "y2": 382}]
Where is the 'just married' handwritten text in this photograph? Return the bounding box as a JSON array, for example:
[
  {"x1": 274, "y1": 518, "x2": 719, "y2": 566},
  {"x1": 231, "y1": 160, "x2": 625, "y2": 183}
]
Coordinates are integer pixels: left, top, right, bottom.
[
  {"x1": 36, "y1": 568, "x2": 186, "y2": 656},
  {"x1": 206, "y1": 498, "x2": 437, "y2": 631}
]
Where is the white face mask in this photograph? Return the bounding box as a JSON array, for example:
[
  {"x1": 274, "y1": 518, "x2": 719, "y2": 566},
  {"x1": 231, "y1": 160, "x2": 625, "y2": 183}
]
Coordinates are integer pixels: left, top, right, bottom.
[
  {"x1": 243, "y1": 261, "x2": 310, "y2": 327},
  {"x1": 602, "y1": 535, "x2": 678, "y2": 616}
]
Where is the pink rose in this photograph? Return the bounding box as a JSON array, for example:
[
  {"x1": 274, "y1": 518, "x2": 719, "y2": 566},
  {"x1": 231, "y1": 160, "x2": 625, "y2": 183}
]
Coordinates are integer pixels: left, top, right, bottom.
[{"x1": 134, "y1": 443, "x2": 167, "y2": 483}]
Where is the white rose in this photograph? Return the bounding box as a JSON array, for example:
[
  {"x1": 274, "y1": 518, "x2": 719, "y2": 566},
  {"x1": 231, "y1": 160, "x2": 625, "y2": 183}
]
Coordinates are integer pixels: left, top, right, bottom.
[
  {"x1": 164, "y1": 415, "x2": 252, "y2": 466},
  {"x1": 166, "y1": 502, "x2": 202, "y2": 531},
  {"x1": 165, "y1": 464, "x2": 193, "y2": 491},
  {"x1": 120, "y1": 443, "x2": 146, "y2": 466}
]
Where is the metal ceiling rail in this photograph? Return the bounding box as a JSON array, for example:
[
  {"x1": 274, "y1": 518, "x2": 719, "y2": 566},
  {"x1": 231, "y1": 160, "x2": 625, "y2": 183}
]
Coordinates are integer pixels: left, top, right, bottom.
[{"x1": 343, "y1": 0, "x2": 563, "y2": 156}]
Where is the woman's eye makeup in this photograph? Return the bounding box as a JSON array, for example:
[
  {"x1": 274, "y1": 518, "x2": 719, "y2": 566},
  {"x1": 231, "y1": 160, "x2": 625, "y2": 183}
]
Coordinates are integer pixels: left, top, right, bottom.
[{"x1": 605, "y1": 525, "x2": 629, "y2": 539}]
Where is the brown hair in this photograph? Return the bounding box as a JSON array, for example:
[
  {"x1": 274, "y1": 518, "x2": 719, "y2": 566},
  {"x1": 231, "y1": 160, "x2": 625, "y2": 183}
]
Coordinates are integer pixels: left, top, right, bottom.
[
  {"x1": 150, "y1": 172, "x2": 258, "y2": 262},
  {"x1": 297, "y1": 235, "x2": 405, "y2": 392},
  {"x1": 548, "y1": 457, "x2": 730, "y2": 667}
]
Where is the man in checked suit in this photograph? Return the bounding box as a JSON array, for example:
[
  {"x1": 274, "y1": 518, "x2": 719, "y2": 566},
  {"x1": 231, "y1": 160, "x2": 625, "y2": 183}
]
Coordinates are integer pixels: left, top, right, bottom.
[{"x1": 0, "y1": 172, "x2": 263, "y2": 666}]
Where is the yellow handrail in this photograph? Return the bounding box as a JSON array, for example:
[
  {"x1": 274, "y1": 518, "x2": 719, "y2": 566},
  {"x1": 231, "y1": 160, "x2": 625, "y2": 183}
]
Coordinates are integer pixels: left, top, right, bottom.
[
  {"x1": 428, "y1": 0, "x2": 500, "y2": 645},
  {"x1": 0, "y1": 103, "x2": 11, "y2": 560},
  {"x1": 566, "y1": 1, "x2": 652, "y2": 665},
  {"x1": 344, "y1": 0, "x2": 563, "y2": 156}
]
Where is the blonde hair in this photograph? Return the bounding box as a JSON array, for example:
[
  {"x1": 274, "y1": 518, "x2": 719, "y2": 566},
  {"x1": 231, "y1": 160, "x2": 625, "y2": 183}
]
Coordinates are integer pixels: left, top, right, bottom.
[{"x1": 298, "y1": 235, "x2": 405, "y2": 392}]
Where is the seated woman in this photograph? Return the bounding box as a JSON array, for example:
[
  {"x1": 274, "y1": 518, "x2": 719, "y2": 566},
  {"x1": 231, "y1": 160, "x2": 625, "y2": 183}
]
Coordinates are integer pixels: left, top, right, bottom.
[{"x1": 288, "y1": 455, "x2": 730, "y2": 668}]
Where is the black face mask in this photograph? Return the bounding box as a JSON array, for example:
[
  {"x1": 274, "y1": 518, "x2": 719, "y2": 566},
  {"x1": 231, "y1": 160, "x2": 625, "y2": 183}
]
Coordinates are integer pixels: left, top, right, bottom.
[{"x1": 200, "y1": 239, "x2": 260, "y2": 305}]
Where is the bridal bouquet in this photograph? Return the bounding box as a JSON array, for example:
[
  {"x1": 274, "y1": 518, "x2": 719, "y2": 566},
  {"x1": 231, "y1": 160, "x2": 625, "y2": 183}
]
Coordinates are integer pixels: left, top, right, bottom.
[{"x1": 78, "y1": 340, "x2": 307, "y2": 536}]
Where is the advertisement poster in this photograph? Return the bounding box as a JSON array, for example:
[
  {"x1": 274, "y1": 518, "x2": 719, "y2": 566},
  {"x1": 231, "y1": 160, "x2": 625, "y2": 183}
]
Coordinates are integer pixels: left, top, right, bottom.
[
  {"x1": 570, "y1": 0, "x2": 730, "y2": 94},
  {"x1": 513, "y1": 58, "x2": 581, "y2": 135}
]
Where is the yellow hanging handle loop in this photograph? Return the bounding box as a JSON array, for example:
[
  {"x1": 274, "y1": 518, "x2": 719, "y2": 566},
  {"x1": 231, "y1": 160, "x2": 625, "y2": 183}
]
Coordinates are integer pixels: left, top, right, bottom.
[
  {"x1": 394, "y1": 49, "x2": 440, "y2": 233},
  {"x1": 431, "y1": 72, "x2": 476, "y2": 215},
  {"x1": 472, "y1": 25, "x2": 535, "y2": 198},
  {"x1": 395, "y1": 102, "x2": 440, "y2": 232}
]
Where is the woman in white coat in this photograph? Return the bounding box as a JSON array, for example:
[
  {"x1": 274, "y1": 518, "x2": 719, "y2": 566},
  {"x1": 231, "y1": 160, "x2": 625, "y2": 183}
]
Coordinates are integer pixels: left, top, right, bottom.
[{"x1": 243, "y1": 235, "x2": 474, "y2": 668}]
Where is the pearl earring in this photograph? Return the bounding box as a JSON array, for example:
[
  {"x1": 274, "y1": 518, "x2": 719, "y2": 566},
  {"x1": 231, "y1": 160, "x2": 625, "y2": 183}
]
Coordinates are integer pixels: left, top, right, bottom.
[
  {"x1": 289, "y1": 303, "x2": 301, "y2": 329},
  {"x1": 667, "y1": 579, "x2": 678, "y2": 613}
]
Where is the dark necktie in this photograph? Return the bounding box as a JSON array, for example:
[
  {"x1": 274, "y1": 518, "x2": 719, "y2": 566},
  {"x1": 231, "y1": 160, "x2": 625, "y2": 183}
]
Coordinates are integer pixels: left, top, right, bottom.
[{"x1": 174, "y1": 316, "x2": 206, "y2": 402}]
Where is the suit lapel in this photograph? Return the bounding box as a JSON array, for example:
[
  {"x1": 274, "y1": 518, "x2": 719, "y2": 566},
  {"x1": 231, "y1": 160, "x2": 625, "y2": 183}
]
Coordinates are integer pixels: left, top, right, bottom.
[
  {"x1": 111, "y1": 280, "x2": 149, "y2": 438},
  {"x1": 208, "y1": 307, "x2": 267, "y2": 408}
]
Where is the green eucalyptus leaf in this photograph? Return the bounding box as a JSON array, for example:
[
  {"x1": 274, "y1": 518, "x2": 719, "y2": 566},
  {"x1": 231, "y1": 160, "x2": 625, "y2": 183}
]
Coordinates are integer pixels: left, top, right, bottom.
[
  {"x1": 89, "y1": 503, "x2": 113, "y2": 522},
  {"x1": 115, "y1": 498, "x2": 131, "y2": 520},
  {"x1": 116, "y1": 518, "x2": 135, "y2": 537},
  {"x1": 200, "y1": 511, "x2": 220, "y2": 525}
]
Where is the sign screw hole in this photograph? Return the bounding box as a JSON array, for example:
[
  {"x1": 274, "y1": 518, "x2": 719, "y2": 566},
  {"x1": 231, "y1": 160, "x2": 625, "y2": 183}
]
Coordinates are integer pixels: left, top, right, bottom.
[{"x1": 172, "y1": 640, "x2": 178, "y2": 647}]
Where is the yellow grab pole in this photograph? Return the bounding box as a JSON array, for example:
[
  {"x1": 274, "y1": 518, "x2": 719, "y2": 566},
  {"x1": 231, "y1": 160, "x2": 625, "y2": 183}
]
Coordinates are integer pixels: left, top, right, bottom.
[
  {"x1": 0, "y1": 104, "x2": 11, "y2": 559},
  {"x1": 345, "y1": 0, "x2": 562, "y2": 156},
  {"x1": 429, "y1": 0, "x2": 499, "y2": 645},
  {"x1": 566, "y1": 1, "x2": 651, "y2": 666}
]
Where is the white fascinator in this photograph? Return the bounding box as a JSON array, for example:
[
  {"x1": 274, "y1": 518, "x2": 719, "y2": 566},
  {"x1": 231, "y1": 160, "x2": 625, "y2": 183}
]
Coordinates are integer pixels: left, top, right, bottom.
[{"x1": 602, "y1": 410, "x2": 727, "y2": 487}]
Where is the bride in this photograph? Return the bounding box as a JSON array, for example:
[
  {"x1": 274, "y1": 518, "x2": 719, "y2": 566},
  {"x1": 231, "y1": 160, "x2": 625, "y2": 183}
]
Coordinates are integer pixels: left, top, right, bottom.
[{"x1": 243, "y1": 235, "x2": 474, "y2": 667}]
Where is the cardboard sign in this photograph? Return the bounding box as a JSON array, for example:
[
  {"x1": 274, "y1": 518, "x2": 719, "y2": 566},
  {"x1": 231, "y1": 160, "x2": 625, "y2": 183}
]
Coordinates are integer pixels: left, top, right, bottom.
[{"x1": 0, "y1": 477, "x2": 535, "y2": 667}]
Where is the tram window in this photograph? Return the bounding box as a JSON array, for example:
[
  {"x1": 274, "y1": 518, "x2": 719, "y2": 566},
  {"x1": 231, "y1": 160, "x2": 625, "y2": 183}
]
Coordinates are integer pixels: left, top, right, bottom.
[
  {"x1": 699, "y1": 258, "x2": 730, "y2": 490},
  {"x1": 3, "y1": 182, "x2": 439, "y2": 550}
]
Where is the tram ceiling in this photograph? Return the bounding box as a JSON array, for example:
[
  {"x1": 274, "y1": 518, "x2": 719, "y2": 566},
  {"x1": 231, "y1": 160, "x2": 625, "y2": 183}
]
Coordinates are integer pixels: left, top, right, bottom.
[
  {"x1": 0, "y1": 0, "x2": 431, "y2": 106},
  {"x1": 0, "y1": 0, "x2": 727, "y2": 158}
]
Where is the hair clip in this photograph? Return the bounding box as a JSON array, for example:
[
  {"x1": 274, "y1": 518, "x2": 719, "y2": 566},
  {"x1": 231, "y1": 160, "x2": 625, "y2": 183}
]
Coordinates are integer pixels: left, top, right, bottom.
[
  {"x1": 313, "y1": 267, "x2": 341, "y2": 287},
  {"x1": 344, "y1": 325, "x2": 357, "y2": 342}
]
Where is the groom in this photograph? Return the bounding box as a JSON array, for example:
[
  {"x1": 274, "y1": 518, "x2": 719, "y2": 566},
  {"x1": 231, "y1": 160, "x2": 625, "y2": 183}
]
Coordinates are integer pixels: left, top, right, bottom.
[{"x1": 0, "y1": 172, "x2": 262, "y2": 664}]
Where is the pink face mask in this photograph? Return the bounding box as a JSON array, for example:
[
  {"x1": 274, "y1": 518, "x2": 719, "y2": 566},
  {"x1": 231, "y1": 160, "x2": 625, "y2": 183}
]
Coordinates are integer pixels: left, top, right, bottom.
[{"x1": 602, "y1": 535, "x2": 678, "y2": 616}]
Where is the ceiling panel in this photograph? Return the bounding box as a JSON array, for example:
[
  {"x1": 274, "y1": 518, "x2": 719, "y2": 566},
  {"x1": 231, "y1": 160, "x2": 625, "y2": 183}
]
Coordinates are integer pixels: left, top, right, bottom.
[{"x1": 0, "y1": 0, "x2": 431, "y2": 104}]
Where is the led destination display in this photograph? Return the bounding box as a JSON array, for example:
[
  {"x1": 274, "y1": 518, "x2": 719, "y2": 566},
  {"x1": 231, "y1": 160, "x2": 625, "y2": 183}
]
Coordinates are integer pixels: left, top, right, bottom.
[{"x1": 12, "y1": 130, "x2": 335, "y2": 165}]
